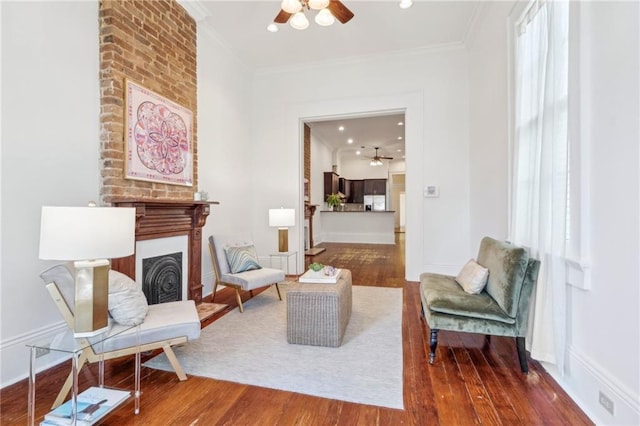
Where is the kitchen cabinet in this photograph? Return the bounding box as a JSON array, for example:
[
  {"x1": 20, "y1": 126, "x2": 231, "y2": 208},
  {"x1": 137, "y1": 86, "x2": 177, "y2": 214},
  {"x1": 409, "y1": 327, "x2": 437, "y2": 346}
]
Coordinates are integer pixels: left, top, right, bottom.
[
  {"x1": 324, "y1": 172, "x2": 340, "y2": 199},
  {"x1": 364, "y1": 179, "x2": 387, "y2": 195},
  {"x1": 349, "y1": 180, "x2": 364, "y2": 203}
]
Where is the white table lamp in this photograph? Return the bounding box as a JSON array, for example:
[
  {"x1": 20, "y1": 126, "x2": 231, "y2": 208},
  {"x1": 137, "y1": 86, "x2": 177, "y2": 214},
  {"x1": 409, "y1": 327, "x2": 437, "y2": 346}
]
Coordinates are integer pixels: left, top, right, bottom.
[
  {"x1": 269, "y1": 208, "x2": 295, "y2": 252},
  {"x1": 39, "y1": 205, "x2": 136, "y2": 336}
]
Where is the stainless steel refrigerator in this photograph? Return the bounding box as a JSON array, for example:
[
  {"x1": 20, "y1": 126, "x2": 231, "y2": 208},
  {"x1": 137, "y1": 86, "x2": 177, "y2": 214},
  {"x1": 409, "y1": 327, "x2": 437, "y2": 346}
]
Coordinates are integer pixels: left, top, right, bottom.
[{"x1": 364, "y1": 195, "x2": 386, "y2": 211}]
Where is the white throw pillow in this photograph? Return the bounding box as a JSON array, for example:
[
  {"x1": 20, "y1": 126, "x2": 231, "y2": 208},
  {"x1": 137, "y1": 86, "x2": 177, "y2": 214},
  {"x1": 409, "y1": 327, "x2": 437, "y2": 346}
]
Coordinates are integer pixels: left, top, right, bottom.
[
  {"x1": 455, "y1": 259, "x2": 489, "y2": 294},
  {"x1": 108, "y1": 270, "x2": 149, "y2": 325}
]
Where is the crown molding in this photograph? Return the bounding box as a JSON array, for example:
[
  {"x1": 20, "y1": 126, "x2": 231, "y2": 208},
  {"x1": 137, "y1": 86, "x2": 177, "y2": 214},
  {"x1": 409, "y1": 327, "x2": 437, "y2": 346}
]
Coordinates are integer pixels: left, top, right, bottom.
[{"x1": 176, "y1": 0, "x2": 211, "y2": 22}]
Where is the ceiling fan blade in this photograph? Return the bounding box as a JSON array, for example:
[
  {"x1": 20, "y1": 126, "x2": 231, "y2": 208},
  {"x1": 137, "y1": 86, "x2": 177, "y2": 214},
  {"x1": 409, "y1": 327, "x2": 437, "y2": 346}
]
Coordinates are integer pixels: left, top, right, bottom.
[
  {"x1": 274, "y1": 9, "x2": 291, "y2": 24},
  {"x1": 328, "y1": 0, "x2": 354, "y2": 24}
]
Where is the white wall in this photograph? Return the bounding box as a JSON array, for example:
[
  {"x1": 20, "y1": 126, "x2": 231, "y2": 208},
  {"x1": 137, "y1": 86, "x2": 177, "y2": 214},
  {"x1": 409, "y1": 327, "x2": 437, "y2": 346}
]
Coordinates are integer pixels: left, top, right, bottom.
[
  {"x1": 0, "y1": 1, "x2": 101, "y2": 386},
  {"x1": 309, "y1": 132, "x2": 333, "y2": 244},
  {"x1": 561, "y1": 2, "x2": 639, "y2": 424},
  {"x1": 249, "y1": 48, "x2": 472, "y2": 279},
  {"x1": 467, "y1": 2, "x2": 640, "y2": 424},
  {"x1": 195, "y1": 27, "x2": 255, "y2": 294},
  {"x1": 466, "y1": 2, "x2": 512, "y2": 251}
]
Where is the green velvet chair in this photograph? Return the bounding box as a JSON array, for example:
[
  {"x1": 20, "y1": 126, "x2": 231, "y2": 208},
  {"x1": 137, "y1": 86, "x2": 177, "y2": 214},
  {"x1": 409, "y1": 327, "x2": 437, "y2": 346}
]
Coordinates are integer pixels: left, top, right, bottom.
[{"x1": 419, "y1": 237, "x2": 540, "y2": 373}]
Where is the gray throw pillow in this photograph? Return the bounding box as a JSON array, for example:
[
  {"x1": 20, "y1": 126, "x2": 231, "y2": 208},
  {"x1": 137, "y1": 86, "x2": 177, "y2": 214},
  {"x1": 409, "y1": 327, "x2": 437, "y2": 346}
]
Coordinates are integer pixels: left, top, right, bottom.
[{"x1": 108, "y1": 270, "x2": 149, "y2": 325}]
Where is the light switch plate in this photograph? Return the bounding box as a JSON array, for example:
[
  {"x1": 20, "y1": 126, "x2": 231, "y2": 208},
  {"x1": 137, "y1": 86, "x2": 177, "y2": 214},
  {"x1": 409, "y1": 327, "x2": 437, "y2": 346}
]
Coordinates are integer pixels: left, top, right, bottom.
[{"x1": 424, "y1": 185, "x2": 439, "y2": 198}]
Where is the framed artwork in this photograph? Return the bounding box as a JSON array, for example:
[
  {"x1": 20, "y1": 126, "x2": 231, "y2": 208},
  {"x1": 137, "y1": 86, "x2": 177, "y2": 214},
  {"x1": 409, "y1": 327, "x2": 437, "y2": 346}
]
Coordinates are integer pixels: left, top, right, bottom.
[{"x1": 124, "y1": 79, "x2": 193, "y2": 186}]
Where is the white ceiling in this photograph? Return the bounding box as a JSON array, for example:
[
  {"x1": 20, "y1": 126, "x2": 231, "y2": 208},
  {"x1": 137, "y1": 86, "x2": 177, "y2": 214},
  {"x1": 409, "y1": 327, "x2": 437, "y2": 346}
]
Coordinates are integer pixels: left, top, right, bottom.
[
  {"x1": 307, "y1": 113, "x2": 406, "y2": 162},
  {"x1": 179, "y1": 0, "x2": 480, "y2": 160}
]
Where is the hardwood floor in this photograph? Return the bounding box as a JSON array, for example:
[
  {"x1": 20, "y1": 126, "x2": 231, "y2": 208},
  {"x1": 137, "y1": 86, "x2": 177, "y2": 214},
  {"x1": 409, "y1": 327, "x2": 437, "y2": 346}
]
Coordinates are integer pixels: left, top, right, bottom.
[{"x1": 1, "y1": 234, "x2": 593, "y2": 425}]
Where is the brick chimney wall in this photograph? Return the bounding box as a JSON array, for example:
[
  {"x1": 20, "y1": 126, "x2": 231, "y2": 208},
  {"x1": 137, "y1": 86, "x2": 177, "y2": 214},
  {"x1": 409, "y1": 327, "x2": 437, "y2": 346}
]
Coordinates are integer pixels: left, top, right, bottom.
[{"x1": 99, "y1": 0, "x2": 197, "y2": 204}]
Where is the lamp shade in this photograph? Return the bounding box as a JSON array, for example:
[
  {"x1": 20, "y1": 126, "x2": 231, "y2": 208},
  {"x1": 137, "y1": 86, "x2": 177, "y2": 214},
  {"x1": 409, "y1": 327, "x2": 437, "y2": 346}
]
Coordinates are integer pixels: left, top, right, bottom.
[
  {"x1": 39, "y1": 206, "x2": 136, "y2": 261},
  {"x1": 269, "y1": 208, "x2": 295, "y2": 228}
]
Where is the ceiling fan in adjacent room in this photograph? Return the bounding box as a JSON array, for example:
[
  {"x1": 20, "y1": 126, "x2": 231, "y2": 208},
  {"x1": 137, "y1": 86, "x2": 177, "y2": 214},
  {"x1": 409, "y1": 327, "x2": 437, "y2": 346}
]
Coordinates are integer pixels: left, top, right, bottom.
[
  {"x1": 367, "y1": 147, "x2": 394, "y2": 166},
  {"x1": 273, "y1": 0, "x2": 354, "y2": 30}
]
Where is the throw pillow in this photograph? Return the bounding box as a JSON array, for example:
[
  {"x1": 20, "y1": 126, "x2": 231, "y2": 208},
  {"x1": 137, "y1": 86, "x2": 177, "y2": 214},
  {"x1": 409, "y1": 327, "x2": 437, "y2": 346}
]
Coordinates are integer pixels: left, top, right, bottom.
[
  {"x1": 455, "y1": 259, "x2": 489, "y2": 294},
  {"x1": 108, "y1": 270, "x2": 149, "y2": 326},
  {"x1": 224, "y1": 245, "x2": 262, "y2": 273}
]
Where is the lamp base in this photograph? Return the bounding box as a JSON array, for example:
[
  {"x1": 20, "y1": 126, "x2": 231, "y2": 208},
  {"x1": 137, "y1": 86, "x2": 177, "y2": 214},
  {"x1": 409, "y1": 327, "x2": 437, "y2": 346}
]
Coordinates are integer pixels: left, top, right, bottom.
[
  {"x1": 278, "y1": 228, "x2": 289, "y2": 252},
  {"x1": 73, "y1": 259, "x2": 110, "y2": 337}
]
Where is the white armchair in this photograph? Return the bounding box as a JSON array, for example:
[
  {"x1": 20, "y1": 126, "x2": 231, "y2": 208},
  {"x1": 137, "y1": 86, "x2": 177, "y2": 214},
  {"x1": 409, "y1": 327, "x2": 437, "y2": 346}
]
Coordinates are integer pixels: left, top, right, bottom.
[
  {"x1": 208, "y1": 234, "x2": 284, "y2": 312},
  {"x1": 40, "y1": 263, "x2": 201, "y2": 408}
]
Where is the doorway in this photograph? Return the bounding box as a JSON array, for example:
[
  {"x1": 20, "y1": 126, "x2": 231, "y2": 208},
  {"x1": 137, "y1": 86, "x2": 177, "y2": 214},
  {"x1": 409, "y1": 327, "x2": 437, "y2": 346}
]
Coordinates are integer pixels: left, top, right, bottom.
[{"x1": 302, "y1": 112, "x2": 407, "y2": 258}]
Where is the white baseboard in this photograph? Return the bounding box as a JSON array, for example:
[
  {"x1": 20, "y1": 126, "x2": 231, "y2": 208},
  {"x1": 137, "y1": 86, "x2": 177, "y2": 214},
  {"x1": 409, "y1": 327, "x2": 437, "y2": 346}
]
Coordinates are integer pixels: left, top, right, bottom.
[
  {"x1": 544, "y1": 346, "x2": 640, "y2": 425},
  {"x1": 0, "y1": 322, "x2": 69, "y2": 388},
  {"x1": 321, "y1": 232, "x2": 395, "y2": 244}
]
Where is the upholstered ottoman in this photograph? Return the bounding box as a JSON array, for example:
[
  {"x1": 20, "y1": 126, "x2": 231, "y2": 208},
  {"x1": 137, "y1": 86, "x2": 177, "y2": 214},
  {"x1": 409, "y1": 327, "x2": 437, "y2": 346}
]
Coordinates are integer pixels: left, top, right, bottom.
[{"x1": 287, "y1": 269, "x2": 352, "y2": 347}]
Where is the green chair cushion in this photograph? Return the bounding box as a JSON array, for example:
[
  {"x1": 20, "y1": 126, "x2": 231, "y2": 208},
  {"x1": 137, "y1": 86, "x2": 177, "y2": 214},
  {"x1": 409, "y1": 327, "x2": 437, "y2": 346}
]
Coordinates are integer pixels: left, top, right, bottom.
[{"x1": 420, "y1": 273, "x2": 514, "y2": 324}]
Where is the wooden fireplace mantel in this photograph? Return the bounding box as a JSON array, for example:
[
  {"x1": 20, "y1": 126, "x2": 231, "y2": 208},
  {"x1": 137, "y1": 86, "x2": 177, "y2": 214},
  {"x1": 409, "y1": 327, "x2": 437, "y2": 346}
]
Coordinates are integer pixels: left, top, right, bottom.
[{"x1": 107, "y1": 197, "x2": 219, "y2": 304}]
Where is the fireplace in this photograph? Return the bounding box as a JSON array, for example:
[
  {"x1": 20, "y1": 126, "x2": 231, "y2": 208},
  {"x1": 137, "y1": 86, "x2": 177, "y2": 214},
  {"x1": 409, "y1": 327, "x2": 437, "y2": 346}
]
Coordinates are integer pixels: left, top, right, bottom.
[
  {"x1": 109, "y1": 198, "x2": 218, "y2": 303},
  {"x1": 142, "y1": 252, "x2": 182, "y2": 304}
]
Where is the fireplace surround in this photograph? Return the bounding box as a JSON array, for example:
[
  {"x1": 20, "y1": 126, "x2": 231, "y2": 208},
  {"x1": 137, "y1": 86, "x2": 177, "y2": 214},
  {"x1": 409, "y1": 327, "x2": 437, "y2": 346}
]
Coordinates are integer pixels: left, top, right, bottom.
[{"x1": 108, "y1": 198, "x2": 218, "y2": 303}]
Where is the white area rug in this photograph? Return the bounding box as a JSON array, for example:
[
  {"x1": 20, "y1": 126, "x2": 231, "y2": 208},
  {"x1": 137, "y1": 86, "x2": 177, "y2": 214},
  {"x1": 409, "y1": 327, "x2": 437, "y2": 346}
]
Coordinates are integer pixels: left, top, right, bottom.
[{"x1": 145, "y1": 284, "x2": 404, "y2": 409}]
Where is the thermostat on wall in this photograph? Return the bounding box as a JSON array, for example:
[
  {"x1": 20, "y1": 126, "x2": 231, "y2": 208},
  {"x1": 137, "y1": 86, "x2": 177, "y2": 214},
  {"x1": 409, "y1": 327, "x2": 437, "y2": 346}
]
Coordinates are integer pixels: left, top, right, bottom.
[{"x1": 424, "y1": 185, "x2": 439, "y2": 198}]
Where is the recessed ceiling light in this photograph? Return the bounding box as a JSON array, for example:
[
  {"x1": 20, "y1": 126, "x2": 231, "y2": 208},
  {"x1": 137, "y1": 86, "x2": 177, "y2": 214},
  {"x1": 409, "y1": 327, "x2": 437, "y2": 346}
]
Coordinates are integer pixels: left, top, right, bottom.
[
  {"x1": 356, "y1": 150, "x2": 361, "y2": 155},
  {"x1": 267, "y1": 23, "x2": 279, "y2": 33},
  {"x1": 338, "y1": 126, "x2": 345, "y2": 131},
  {"x1": 397, "y1": 136, "x2": 403, "y2": 140},
  {"x1": 397, "y1": 121, "x2": 404, "y2": 126},
  {"x1": 347, "y1": 138, "x2": 353, "y2": 144},
  {"x1": 397, "y1": 149, "x2": 402, "y2": 152},
  {"x1": 399, "y1": 0, "x2": 413, "y2": 9}
]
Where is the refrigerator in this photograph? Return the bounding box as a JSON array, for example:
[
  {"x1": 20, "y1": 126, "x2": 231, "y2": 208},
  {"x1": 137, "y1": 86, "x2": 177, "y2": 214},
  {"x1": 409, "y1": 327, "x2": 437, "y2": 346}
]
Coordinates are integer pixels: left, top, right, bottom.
[{"x1": 364, "y1": 195, "x2": 386, "y2": 211}]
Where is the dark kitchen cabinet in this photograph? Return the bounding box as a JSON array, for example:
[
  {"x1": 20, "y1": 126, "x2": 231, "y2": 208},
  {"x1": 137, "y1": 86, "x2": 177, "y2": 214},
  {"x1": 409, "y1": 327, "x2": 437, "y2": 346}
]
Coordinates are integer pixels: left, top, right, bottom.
[
  {"x1": 324, "y1": 172, "x2": 339, "y2": 199},
  {"x1": 364, "y1": 179, "x2": 387, "y2": 195},
  {"x1": 350, "y1": 180, "x2": 364, "y2": 203}
]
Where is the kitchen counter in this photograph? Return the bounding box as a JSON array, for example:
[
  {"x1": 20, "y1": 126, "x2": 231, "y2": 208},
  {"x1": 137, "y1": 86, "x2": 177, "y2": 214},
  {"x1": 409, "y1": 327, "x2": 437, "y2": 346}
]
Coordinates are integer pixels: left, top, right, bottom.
[
  {"x1": 320, "y1": 210, "x2": 395, "y2": 213},
  {"x1": 319, "y1": 210, "x2": 395, "y2": 244}
]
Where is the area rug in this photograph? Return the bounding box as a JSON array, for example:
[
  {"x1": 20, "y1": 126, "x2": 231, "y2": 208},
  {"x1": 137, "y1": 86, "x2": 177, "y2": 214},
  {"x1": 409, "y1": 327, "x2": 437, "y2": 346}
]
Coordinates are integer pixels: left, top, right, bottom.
[{"x1": 145, "y1": 284, "x2": 404, "y2": 409}]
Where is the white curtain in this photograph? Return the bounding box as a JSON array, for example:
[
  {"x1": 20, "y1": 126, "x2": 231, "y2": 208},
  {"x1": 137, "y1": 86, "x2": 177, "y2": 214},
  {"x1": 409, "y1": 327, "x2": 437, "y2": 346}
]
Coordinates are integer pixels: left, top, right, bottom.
[{"x1": 510, "y1": 0, "x2": 569, "y2": 373}]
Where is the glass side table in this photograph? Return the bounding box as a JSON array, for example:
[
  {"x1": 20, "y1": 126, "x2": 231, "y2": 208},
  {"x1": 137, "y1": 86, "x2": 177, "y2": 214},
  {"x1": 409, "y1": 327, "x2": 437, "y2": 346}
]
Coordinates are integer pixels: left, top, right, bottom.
[
  {"x1": 26, "y1": 323, "x2": 141, "y2": 425},
  {"x1": 269, "y1": 251, "x2": 298, "y2": 275}
]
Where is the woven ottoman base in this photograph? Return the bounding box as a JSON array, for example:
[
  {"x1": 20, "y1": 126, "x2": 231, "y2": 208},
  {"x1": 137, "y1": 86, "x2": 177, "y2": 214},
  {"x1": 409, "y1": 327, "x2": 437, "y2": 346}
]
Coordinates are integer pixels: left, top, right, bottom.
[{"x1": 287, "y1": 269, "x2": 352, "y2": 347}]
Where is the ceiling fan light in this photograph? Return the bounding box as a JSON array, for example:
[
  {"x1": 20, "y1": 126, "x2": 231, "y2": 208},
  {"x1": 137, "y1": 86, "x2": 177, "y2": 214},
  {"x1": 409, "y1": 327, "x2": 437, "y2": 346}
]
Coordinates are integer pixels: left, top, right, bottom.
[
  {"x1": 399, "y1": 0, "x2": 413, "y2": 9},
  {"x1": 308, "y1": 0, "x2": 330, "y2": 10},
  {"x1": 290, "y1": 11, "x2": 309, "y2": 30},
  {"x1": 315, "y1": 8, "x2": 335, "y2": 26},
  {"x1": 281, "y1": 0, "x2": 302, "y2": 14}
]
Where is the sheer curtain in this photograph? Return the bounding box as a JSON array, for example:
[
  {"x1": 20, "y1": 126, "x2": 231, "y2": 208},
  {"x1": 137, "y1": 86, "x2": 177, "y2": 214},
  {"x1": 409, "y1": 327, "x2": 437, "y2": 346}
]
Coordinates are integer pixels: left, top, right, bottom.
[{"x1": 510, "y1": 0, "x2": 569, "y2": 373}]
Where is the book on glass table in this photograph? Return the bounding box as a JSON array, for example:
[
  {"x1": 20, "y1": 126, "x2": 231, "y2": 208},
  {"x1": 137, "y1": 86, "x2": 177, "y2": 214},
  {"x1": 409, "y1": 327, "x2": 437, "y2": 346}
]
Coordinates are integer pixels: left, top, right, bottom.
[
  {"x1": 42, "y1": 386, "x2": 130, "y2": 425},
  {"x1": 299, "y1": 268, "x2": 342, "y2": 284}
]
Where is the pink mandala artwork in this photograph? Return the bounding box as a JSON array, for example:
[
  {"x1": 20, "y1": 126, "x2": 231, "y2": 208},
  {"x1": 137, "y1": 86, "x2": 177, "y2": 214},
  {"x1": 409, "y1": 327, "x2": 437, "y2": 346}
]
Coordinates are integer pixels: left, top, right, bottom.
[
  {"x1": 125, "y1": 80, "x2": 193, "y2": 186},
  {"x1": 134, "y1": 102, "x2": 187, "y2": 175}
]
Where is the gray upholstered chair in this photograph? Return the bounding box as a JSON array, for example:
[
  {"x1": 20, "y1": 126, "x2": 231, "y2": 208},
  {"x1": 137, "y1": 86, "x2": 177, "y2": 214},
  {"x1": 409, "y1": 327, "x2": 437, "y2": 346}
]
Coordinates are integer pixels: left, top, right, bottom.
[
  {"x1": 208, "y1": 233, "x2": 284, "y2": 313},
  {"x1": 419, "y1": 237, "x2": 540, "y2": 373},
  {"x1": 40, "y1": 263, "x2": 201, "y2": 408}
]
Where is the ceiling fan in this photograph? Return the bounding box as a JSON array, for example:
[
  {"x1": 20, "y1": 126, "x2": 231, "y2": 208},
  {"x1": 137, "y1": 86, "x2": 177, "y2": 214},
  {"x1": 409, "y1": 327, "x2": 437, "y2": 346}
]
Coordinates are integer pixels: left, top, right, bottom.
[
  {"x1": 274, "y1": 0, "x2": 354, "y2": 29},
  {"x1": 367, "y1": 147, "x2": 394, "y2": 166}
]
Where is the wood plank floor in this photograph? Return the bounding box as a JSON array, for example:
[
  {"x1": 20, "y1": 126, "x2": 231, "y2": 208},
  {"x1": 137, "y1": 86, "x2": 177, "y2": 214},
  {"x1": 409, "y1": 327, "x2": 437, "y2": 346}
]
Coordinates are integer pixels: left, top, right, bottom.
[{"x1": 1, "y1": 233, "x2": 593, "y2": 425}]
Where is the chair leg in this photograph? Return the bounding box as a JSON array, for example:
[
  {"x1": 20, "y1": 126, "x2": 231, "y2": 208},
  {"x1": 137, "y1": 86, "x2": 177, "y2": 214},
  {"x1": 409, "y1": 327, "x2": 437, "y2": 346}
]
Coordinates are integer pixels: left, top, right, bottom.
[
  {"x1": 275, "y1": 283, "x2": 282, "y2": 300},
  {"x1": 52, "y1": 353, "x2": 89, "y2": 408},
  {"x1": 235, "y1": 289, "x2": 244, "y2": 313},
  {"x1": 429, "y1": 329, "x2": 439, "y2": 365},
  {"x1": 516, "y1": 336, "x2": 528, "y2": 373},
  {"x1": 211, "y1": 280, "x2": 219, "y2": 303},
  {"x1": 163, "y1": 345, "x2": 187, "y2": 381}
]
